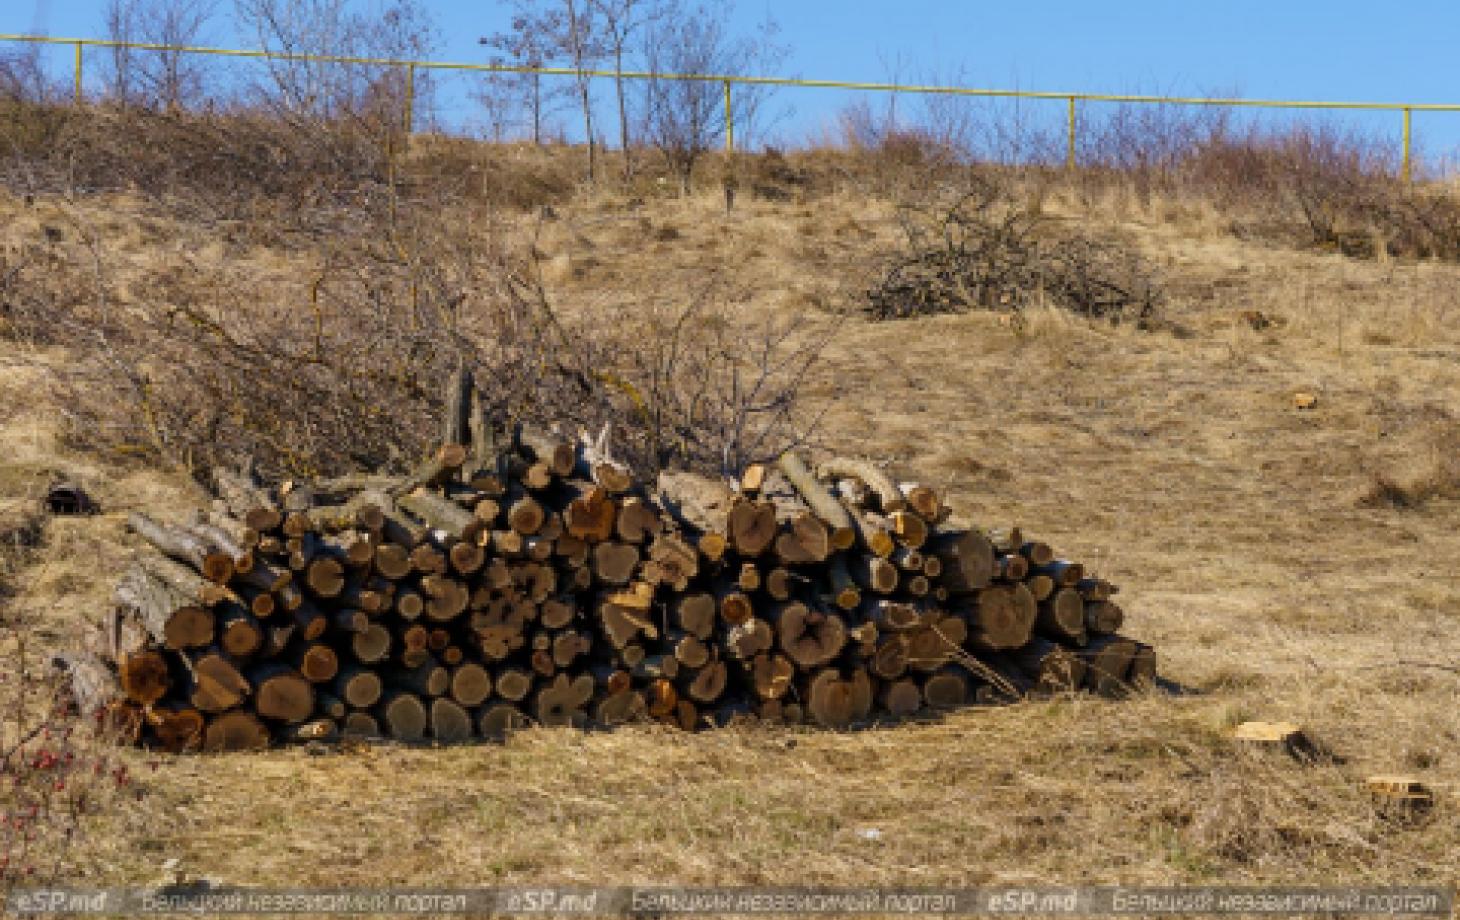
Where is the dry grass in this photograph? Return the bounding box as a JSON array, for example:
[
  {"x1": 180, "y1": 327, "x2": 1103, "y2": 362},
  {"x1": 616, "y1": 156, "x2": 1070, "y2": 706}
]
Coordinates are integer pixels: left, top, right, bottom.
[{"x1": 1, "y1": 141, "x2": 1459, "y2": 889}]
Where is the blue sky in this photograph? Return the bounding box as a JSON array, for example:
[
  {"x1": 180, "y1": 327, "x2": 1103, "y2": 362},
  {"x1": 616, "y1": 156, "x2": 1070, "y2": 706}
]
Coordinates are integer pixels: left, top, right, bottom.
[{"x1": 7, "y1": 1, "x2": 1459, "y2": 164}]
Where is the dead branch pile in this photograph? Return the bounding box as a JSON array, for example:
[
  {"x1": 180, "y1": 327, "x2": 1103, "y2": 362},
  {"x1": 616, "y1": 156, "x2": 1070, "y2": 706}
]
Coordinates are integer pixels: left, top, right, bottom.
[
  {"x1": 57, "y1": 375, "x2": 1155, "y2": 751},
  {"x1": 865, "y1": 184, "x2": 1163, "y2": 324}
]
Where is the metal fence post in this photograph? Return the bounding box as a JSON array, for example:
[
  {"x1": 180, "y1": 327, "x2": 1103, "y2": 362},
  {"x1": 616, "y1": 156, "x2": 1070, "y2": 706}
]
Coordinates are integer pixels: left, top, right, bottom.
[
  {"x1": 403, "y1": 63, "x2": 416, "y2": 136},
  {"x1": 1402, "y1": 107, "x2": 1412, "y2": 184},
  {"x1": 1066, "y1": 96, "x2": 1077, "y2": 170},
  {"x1": 73, "y1": 41, "x2": 84, "y2": 105},
  {"x1": 724, "y1": 80, "x2": 734, "y2": 153}
]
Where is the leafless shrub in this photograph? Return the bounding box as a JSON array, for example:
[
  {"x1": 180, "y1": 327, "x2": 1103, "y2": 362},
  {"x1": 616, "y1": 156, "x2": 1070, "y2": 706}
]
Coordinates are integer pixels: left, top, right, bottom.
[
  {"x1": 866, "y1": 177, "x2": 1163, "y2": 325},
  {"x1": 640, "y1": 0, "x2": 787, "y2": 191},
  {"x1": 1, "y1": 166, "x2": 827, "y2": 485},
  {"x1": 102, "y1": 0, "x2": 218, "y2": 110},
  {"x1": 233, "y1": 0, "x2": 436, "y2": 131},
  {"x1": 541, "y1": 291, "x2": 833, "y2": 478}
]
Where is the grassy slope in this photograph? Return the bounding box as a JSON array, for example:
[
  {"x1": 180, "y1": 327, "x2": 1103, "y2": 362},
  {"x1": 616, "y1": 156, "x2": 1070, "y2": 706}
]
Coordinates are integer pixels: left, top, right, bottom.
[{"x1": 1, "y1": 170, "x2": 1457, "y2": 886}]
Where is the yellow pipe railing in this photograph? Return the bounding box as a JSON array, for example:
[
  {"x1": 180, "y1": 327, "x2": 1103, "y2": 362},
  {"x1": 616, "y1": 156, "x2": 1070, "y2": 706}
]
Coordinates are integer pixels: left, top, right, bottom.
[{"x1": 11, "y1": 31, "x2": 1455, "y2": 178}]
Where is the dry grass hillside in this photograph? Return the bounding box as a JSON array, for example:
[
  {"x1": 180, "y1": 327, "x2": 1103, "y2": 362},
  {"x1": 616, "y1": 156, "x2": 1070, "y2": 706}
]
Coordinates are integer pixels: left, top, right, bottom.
[{"x1": 1, "y1": 120, "x2": 1457, "y2": 889}]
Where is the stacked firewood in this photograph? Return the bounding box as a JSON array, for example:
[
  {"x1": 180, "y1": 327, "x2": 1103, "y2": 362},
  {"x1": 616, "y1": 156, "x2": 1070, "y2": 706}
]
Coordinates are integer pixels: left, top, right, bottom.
[{"x1": 56, "y1": 381, "x2": 1155, "y2": 752}]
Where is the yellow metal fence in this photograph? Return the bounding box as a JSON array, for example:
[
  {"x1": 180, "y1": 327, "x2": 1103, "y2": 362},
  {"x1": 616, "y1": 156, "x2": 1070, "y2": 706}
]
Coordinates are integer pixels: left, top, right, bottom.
[{"x1": 5, "y1": 32, "x2": 1459, "y2": 181}]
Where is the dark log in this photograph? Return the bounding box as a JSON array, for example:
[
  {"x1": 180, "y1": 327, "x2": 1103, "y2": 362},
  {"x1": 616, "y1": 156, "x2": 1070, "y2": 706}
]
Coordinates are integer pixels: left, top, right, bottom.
[
  {"x1": 931, "y1": 529, "x2": 994, "y2": 592},
  {"x1": 1085, "y1": 600, "x2": 1125, "y2": 635},
  {"x1": 378, "y1": 691, "x2": 428, "y2": 740},
  {"x1": 430, "y1": 698, "x2": 475, "y2": 743},
  {"x1": 1025, "y1": 574, "x2": 1055, "y2": 601},
  {"x1": 449, "y1": 663, "x2": 493, "y2": 707},
  {"x1": 864, "y1": 599, "x2": 922, "y2": 633},
  {"x1": 248, "y1": 663, "x2": 315, "y2": 723},
  {"x1": 961, "y1": 586, "x2": 1034, "y2": 651},
  {"x1": 118, "y1": 650, "x2": 170, "y2": 705},
  {"x1": 420, "y1": 574, "x2": 470, "y2": 622},
  {"x1": 591, "y1": 542, "x2": 639, "y2": 585},
  {"x1": 532, "y1": 673, "x2": 594, "y2": 728},
  {"x1": 1020, "y1": 541, "x2": 1055, "y2": 566},
  {"x1": 335, "y1": 666, "x2": 384, "y2": 709},
  {"x1": 286, "y1": 642, "x2": 340, "y2": 684},
  {"x1": 774, "y1": 512, "x2": 832, "y2": 564},
  {"x1": 868, "y1": 633, "x2": 910, "y2": 680},
  {"x1": 305, "y1": 556, "x2": 346, "y2": 599},
  {"x1": 593, "y1": 690, "x2": 647, "y2": 726},
  {"x1": 750, "y1": 652, "x2": 794, "y2": 700},
  {"x1": 478, "y1": 702, "x2": 528, "y2": 740},
  {"x1": 146, "y1": 701, "x2": 204, "y2": 753},
  {"x1": 726, "y1": 498, "x2": 778, "y2": 557},
  {"x1": 210, "y1": 602, "x2": 260, "y2": 658},
  {"x1": 889, "y1": 511, "x2": 928, "y2": 549},
  {"x1": 507, "y1": 492, "x2": 546, "y2": 536},
  {"x1": 1080, "y1": 635, "x2": 1139, "y2": 698},
  {"x1": 906, "y1": 616, "x2": 968, "y2": 672},
  {"x1": 494, "y1": 668, "x2": 533, "y2": 703},
  {"x1": 615, "y1": 496, "x2": 662, "y2": 544},
  {"x1": 351, "y1": 624, "x2": 392, "y2": 664},
  {"x1": 595, "y1": 600, "x2": 656, "y2": 649},
  {"x1": 564, "y1": 482, "x2": 617, "y2": 542},
  {"x1": 682, "y1": 658, "x2": 728, "y2": 704},
  {"x1": 1036, "y1": 588, "x2": 1088, "y2": 645},
  {"x1": 826, "y1": 555, "x2": 862, "y2": 610},
  {"x1": 880, "y1": 678, "x2": 922, "y2": 718},
  {"x1": 1014, "y1": 637, "x2": 1087, "y2": 694},
  {"x1": 767, "y1": 602, "x2": 845, "y2": 670},
  {"x1": 203, "y1": 710, "x2": 271, "y2": 752},
  {"x1": 922, "y1": 666, "x2": 969, "y2": 709},
  {"x1": 899, "y1": 483, "x2": 943, "y2": 521},
  {"x1": 1031, "y1": 560, "x2": 1085, "y2": 588},
  {"x1": 674, "y1": 593, "x2": 717, "y2": 640},
  {"x1": 342, "y1": 712, "x2": 382, "y2": 738},
  {"x1": 851, "y1": 554, "x2": 899, "y2": 595},
  {"x1": 724, "y1": 617, "x2": 774, "y2": 660},
  {"x1": 803, "y1": 667, "x2": 872, "y2": 729}
]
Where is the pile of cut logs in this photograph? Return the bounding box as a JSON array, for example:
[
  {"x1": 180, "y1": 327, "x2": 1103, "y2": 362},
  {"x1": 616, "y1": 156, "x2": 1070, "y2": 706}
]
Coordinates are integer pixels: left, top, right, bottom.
[{"x1": 57, "y1": 377, "x2": 1155, "y2": 751}]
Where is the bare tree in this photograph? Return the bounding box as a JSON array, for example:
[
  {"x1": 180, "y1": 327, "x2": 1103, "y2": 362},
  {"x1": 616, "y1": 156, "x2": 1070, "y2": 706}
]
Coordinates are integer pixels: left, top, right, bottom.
[
  {"x1": 589, "y1": 0, "x2": 660, "y2": 177},
  {"x1": 0, "y1": 44, "x2": 49, "y2": 103},
  {"x1": 560, "y1": 0, "x2": 602, "y2": 180},
  {"x1": 103, "y1": 0, "x2": 217, "y2": 110},
  {"x1": 233, "y1": 0, "x2": 435, "y2": 127},
  {"x1": 481, "y1": 7, "x2": 569, "y2": 146},
  {"x1": 483, "y1": 0, "x2": 603, "y2": 176},
  {"x1": 640, "y1": 1, "x2": 786, "y2": 191}
]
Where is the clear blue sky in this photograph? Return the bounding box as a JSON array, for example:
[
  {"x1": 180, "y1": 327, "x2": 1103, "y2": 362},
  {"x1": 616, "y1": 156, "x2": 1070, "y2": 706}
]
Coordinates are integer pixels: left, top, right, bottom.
[{"x1": 8, "y1": 1, "x2": 1460, "y2": 163}]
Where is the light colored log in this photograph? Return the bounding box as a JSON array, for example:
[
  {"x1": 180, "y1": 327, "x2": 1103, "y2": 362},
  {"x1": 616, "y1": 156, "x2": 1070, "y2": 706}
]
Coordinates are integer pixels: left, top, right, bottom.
[{"x1": 777, "y1": 452, "x2": 855, "y2": 550}]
